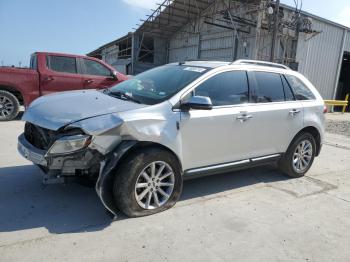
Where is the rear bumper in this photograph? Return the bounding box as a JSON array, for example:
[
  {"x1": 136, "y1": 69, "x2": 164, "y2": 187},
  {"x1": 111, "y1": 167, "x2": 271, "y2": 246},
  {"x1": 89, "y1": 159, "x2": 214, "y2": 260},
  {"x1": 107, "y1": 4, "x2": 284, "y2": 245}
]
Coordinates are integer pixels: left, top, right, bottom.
[{"x1": 18, "y1": 133, "x2": 47, "y2": 166}]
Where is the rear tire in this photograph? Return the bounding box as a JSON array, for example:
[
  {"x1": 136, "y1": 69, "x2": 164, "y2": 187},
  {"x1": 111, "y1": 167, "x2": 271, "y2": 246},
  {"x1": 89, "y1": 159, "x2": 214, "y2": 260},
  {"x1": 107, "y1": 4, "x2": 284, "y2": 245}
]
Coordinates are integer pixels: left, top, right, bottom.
[
  {"x1": 113, "y1": 147, "x2": 183, "y2": 217},
  {"x1": 279, "y1": 132, "x2": 316, "y2": 178},
  {"x1": 0, "y1": 90, "x2": 20, "y2": 121}
]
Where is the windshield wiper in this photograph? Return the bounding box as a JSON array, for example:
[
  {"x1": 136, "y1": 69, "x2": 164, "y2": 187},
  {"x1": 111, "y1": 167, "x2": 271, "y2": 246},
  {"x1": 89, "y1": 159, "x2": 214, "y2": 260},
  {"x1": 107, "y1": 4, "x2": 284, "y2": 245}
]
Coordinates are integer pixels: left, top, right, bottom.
[{"x1": 107, "y1": 90, "x2": 141, "y2": 104}]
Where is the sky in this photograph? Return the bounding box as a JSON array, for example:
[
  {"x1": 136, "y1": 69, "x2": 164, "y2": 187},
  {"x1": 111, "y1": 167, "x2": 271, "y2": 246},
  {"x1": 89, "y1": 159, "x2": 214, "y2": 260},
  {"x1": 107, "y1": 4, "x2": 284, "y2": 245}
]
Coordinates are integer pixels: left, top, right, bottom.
[{"x1": 0, "y1": 0, "x2": 350, "y2": 66}]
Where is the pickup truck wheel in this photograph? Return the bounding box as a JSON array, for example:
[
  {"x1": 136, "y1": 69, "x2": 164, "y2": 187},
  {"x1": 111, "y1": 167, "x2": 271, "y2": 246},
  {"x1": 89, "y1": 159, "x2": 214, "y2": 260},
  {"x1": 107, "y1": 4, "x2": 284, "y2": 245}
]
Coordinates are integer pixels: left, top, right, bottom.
[
  {"x1": 279, "y1": 132, "x2": 316, "y2": 178},
  {"x1": 0, "y1": 90, "x2": 20, "y2": 121},
  {"x1": 113, "y1": 147, "x2": 183, "y2": 217}
]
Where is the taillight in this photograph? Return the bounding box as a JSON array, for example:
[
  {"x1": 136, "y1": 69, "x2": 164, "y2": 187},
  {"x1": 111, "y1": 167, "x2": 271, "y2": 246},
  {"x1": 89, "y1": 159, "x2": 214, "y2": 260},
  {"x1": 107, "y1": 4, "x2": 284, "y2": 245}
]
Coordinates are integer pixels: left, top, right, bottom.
[{"x1": 323, "y1": 105, "x2": 328, "y2": 114}]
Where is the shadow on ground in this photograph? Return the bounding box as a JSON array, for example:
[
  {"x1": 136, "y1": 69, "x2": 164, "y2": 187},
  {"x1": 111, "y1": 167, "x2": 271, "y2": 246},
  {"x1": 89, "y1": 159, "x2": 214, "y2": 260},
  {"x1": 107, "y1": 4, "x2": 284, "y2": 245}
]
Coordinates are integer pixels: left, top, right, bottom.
[
  {"x1": 14, "y1": 111, "x2": 24, "y2": 121},
  {"x1": 0, "y1": 164, "x2": 289, "y2": 234}
]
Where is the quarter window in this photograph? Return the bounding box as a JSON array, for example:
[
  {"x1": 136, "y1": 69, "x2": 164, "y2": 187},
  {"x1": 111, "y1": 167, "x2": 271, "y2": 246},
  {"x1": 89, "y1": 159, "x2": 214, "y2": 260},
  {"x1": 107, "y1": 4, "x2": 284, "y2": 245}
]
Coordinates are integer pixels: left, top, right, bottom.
[
  {"x1": 250, "y1": 72, "x2": 285, "y2": 103},
  {"x1": 82, "y1": 59, "x2": 111, "y2": 77},
  {"x1": 285, "y1": 75, "x2": 316, "y2": 100},
  {"x1": 47, "y1": 56, "x2": 77, "y2": 74},
  {"x1": 194, "y1": 71, "x2": 249, "y2": 106}
]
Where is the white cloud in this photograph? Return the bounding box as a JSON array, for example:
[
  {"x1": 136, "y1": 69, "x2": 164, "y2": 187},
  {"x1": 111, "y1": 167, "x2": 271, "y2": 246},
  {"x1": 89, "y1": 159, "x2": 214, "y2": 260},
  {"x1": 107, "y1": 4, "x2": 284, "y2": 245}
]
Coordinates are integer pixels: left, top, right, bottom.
[
  {"x1": 122, "y1": 0, "x2": 158, "y2": 10},
  {"x1": 336, "y1": 6, "x2": 350, "y2": 27}
]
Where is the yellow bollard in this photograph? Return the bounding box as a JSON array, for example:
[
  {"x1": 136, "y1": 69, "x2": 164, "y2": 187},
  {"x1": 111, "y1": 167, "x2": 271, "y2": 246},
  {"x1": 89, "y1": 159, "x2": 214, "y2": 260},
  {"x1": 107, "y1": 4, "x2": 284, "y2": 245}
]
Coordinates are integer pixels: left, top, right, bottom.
[{"x1": 343, "y1": 93, "x2": 349, "y2": 114}]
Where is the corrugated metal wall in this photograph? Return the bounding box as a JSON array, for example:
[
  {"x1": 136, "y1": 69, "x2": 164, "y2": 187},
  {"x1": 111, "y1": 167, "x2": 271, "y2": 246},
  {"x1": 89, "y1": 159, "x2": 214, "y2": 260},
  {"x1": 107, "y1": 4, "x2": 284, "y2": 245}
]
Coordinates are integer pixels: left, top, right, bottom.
[
  {"x1": 154, "y1": 38, "x2": 168, "y2": 65},
  {"x1": 168, "y1": 29, "x2": 199, "y2": 62},
  {"x1": 198, "y1": 27, "x2": 235, "y2": 60},
  {"x1": 169, "y1": 29, "x2": 241, "y2": 62},
  {"x1": 166, "y1": 2, "x2": 350, "y2": 99},
  {"x1": 296, "y1": 20, "x2": 345, "y2": 99},
  {"x1": 344, "y1": 31, "x2": 350, "y2": 53}
]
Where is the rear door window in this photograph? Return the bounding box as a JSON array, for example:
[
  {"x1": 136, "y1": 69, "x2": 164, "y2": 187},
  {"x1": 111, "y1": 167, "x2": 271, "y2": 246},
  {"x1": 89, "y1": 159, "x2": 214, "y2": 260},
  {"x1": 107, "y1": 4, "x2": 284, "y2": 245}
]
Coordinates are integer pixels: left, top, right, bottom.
[
  {"x1": 47, "y1": 56, "x2": 77, "y2": 74},
  {"x1": 194, "y1": 71, "x2": 249, "y2": 106},
  {"x1": 82, "y1": 59, "x2": 111, "y2": 77},
  {"x1": 249, "y1": 71, "x2": 285, "y2": 103},
  {"x1": 285, "y1": 75, "x2": 316, "y2": 100}
]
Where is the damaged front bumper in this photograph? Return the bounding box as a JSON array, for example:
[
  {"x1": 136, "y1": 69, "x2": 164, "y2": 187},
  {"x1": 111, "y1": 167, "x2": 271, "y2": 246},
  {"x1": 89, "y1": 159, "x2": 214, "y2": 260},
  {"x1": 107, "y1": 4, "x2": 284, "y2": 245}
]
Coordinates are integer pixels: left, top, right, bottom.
[
  {"x1": 18, "y1": 134, "x2": 47, "y2": 166},
  {"x1": 18, "y1": 133, "x2": 137, "y2": 217},
  {"x1": 18, "y1": 133, "x2": 102, "y2": 173}
]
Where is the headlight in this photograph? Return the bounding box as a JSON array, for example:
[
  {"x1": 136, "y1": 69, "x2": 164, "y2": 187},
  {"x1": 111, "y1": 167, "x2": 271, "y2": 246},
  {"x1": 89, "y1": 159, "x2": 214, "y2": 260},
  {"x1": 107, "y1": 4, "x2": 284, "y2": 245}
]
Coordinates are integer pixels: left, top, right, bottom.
[{"x1": 48, "y1": 135, "x2": 91, "y2": 154}]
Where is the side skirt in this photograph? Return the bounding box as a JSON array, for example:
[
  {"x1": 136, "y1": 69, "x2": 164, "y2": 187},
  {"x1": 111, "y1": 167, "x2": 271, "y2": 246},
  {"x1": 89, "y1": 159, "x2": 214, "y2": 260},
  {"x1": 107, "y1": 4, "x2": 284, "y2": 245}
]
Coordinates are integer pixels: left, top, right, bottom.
[{"x1": 183, "y1": 154, "x2": 282, "y2": 180}]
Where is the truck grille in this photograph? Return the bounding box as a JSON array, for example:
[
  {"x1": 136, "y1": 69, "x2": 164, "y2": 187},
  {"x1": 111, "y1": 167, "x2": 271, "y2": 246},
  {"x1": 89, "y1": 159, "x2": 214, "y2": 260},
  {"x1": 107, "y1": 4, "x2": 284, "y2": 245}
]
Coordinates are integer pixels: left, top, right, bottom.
[{"x1": 24, "y1": 122, "x2": 57, "y2": 150}]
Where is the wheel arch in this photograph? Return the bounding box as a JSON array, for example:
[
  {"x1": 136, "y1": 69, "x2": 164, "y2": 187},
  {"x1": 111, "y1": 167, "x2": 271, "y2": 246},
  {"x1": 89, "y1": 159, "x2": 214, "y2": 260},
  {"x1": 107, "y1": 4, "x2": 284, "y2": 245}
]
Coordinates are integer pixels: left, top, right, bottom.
[
  {"x1": 118, "y1": 141, "x2": 183, "y2": 172},
  {"x1": 95, "y1": 140, "x2": 183, "y2": 216},
  {"x1": 0, "y1": 85, "x2": 24, "y2": 105},
  {"x1": 292, "y1": 126, "x2": 322, "y2": 156}
]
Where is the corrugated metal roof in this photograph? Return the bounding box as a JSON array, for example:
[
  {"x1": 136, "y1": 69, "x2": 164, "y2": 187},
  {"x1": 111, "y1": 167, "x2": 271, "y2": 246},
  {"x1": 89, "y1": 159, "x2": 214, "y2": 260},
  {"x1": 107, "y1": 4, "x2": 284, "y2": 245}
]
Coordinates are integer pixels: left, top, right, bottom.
[{"x1": 136, "y1": 0, "x2": 216, "y2": 38}]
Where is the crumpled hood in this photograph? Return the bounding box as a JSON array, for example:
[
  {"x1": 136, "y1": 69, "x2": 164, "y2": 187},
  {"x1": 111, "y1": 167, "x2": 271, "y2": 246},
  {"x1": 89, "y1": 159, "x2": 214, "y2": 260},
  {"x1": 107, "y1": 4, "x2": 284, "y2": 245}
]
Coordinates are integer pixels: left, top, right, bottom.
[{"x1": 22, "y1": 90, "x2": 147, "y2": 131}]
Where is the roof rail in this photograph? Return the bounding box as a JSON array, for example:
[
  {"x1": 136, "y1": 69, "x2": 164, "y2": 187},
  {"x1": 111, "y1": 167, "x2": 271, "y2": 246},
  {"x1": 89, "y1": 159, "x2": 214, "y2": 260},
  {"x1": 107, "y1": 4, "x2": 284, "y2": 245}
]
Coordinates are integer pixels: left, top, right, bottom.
[{"x1": 231, "y1": 59, "x2": 291, "y2": 70}]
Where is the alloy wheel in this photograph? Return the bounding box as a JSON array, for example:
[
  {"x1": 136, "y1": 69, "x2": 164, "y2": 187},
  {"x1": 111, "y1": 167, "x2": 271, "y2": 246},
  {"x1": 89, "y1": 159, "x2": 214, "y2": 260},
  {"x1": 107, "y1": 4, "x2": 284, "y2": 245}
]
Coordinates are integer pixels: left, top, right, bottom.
[
  {"x1": 135, "y1": 161, "x2": 175, "y2": 209},
  {"x1": 0, "y1": 95, "x2": 15, "y2": 118},
  {"x1": 292, "y1": 140, "x2": 313, "y2": 173}
]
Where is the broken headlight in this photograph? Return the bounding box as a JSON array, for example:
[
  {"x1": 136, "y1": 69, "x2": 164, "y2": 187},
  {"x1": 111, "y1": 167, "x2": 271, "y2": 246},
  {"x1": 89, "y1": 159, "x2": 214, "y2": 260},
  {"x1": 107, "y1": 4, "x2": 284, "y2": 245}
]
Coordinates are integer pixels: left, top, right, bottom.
[{"x1": 48, "y1": 135, "x2": 92, "y2": 154}]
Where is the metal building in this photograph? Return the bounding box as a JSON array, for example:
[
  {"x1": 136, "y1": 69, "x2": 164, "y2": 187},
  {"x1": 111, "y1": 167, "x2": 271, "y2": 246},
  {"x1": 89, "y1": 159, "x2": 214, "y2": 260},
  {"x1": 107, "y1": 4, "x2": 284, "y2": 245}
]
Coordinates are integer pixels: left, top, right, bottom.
[{"x1": 88, "y1": 0, "x2": 350, "y2": 101}]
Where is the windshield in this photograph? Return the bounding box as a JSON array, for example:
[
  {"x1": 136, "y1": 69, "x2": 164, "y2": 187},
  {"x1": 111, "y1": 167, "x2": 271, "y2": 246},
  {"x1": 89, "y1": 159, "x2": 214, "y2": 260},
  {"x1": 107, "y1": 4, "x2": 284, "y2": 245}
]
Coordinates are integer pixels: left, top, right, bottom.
[{"x1": 109, "y1": 65, "x2": 208, "y2": 105}]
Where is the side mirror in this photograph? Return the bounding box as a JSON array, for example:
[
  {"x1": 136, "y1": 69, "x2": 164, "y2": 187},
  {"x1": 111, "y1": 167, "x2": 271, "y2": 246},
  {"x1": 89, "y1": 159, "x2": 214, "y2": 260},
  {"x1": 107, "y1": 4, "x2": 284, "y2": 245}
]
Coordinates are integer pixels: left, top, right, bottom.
[
  {"x1": 111, "y1": 71, "x2": 118, "y2": 80},
  {"x1": 180, "y1": 96, "x2": 213, "y2": 111}
]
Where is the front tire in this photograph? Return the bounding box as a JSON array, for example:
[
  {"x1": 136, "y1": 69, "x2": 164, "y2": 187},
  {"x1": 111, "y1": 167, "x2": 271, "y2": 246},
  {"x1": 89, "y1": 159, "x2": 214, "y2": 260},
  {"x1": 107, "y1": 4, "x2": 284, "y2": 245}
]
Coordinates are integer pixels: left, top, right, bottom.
[
  {"x1": 279, "y1": 132, "x2": 316, "y2": 178},
  {"x1": 113, "y1": 147, "x2": 183, "y2": 217},
  {"x1": 0, "y1": 90, "x2": 20, "y2": 121}
]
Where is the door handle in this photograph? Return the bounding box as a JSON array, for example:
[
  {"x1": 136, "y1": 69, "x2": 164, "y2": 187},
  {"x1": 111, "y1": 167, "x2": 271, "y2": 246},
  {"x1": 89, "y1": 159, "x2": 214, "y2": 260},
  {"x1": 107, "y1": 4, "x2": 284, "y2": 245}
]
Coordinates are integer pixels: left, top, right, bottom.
[
  {"x1": 236, "y1": 114, "x2": 253, "y2": 122},
  {"x1": 289, "y1": 109, "x2": 301, "y2": 116},
  {"x1": 85, "y1": 79, "x2": 94, "y2": 84},
  {"x1": 44, "y1": 76, "x2": 54, "y2": 81}
]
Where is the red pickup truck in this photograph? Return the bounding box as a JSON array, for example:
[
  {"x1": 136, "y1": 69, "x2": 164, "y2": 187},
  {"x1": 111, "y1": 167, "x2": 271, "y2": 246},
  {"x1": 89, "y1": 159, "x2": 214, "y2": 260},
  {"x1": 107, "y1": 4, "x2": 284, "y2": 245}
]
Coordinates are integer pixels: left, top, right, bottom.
[{"x1": 0, "y1": 52, "x2": 128, "y2": 121}]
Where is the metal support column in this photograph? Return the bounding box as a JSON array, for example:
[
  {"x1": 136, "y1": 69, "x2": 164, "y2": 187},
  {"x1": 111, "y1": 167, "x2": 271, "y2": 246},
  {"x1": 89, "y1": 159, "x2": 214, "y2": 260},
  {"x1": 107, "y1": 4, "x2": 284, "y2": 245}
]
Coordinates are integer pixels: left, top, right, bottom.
[{"x1": 270, "y1": 0, "x2": 280, "y2": 62}]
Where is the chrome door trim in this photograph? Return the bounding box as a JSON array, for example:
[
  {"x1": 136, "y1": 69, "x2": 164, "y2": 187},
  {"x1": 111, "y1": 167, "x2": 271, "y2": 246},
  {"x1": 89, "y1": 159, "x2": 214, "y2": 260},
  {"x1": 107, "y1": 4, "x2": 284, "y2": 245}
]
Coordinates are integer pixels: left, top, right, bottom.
[
  {"x1": 186, "y1": 159, "x2": 250, "y2": 174},
  {"x1": 185, "y1": 153, "x2": 282, "y2": 176},
  {"x1": 251, "y1": 154, "x2": 281, "y2": 162}
]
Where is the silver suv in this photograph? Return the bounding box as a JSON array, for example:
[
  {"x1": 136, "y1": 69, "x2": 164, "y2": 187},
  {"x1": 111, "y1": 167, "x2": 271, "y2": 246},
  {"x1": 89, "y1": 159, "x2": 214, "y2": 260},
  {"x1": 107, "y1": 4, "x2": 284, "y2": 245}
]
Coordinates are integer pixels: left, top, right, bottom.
[{"x1": 18, "y1": 60, "x2": 325, "y2": 217}]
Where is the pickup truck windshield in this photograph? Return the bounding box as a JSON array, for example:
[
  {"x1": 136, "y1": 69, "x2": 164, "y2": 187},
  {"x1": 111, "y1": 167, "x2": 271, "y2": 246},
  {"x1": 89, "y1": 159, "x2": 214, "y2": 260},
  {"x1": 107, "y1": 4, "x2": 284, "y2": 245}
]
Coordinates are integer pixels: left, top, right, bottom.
[{"x1": 109, "y1": 65, "x2": 208, "y2": 105}]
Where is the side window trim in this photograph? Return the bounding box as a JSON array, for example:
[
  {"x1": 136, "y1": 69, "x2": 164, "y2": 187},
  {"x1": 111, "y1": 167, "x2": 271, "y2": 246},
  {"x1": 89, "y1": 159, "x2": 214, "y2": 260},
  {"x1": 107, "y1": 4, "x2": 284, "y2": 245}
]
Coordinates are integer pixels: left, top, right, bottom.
[
  {"x1": 245, "y1": 71, "x2": 252, "y2": 103},
  {"x1": 77, "y1": 58, "x2": 85, "y2": 75},
  {"x1": 247, "y1": 71, "x2": 257, "y2": 103},
  {"x1": 281, "y1": 74, "x2": 296, "y2": 101}
]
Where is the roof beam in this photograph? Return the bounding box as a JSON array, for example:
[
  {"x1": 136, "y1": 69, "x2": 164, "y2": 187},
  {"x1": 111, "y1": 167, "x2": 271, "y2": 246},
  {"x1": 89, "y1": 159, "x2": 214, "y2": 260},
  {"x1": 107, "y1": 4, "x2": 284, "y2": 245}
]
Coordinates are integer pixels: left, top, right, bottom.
[
  {"x1": 143, "y1": 16, "x2": 185, "y2": 25},
  {"x1": 159, "y1": 0, "x2": 207, "y2": 11},
  {"x1": 165, "y1": 4, "x2": 201, "y2": 16}
]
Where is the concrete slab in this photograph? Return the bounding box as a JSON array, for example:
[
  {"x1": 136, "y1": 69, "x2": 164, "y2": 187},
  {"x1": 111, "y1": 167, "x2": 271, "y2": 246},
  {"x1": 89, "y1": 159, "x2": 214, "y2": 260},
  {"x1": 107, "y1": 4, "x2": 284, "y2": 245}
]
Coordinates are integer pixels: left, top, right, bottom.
[{"x1": 1, "y1": 119, "x2": 350, "y2": 262}]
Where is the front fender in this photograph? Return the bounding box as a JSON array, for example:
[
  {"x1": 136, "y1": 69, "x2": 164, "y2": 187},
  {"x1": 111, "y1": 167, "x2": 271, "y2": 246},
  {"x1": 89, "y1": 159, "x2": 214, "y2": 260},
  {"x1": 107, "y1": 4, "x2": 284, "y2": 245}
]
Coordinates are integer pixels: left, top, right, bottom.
[{"x1": 95, "y1": 140, "x2": 137, "y2": 216}]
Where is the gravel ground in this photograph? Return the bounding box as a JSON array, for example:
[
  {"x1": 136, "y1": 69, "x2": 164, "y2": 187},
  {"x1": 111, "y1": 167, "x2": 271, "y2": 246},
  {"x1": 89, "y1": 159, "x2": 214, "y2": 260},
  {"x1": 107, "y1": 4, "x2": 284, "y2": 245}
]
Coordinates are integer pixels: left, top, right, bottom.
[
  {"x1": 326, "y1": 120, "x2": 350, "y2": 137},
  {"x1": 326, "y1": 113, "x2": 350, "y2": 137}
]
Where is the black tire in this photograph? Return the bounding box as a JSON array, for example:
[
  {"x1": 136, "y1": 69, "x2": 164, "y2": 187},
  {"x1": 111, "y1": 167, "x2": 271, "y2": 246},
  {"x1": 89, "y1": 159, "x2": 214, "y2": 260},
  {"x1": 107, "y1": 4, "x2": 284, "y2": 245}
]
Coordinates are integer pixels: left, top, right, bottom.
[
  {"x1": 0, "y1": 90, "x2": 20, "y2": 121},
  {"x1": 113, "y1": 147, "x2": 183, "y2": 217},
  {"x1": 279, "y1": 132, "x2": 316, "y2": 178}
]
